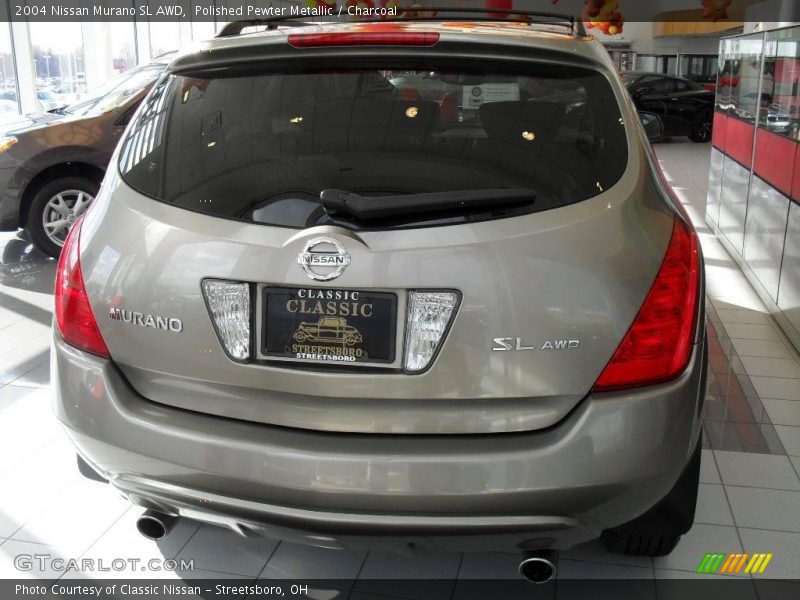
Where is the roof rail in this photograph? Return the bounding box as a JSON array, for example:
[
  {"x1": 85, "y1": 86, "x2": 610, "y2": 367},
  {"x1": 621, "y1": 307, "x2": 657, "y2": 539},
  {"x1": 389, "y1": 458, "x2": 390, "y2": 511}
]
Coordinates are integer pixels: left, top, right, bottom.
[{"x1": 216, "y1": 7, "x2": 586, "y2": 39}]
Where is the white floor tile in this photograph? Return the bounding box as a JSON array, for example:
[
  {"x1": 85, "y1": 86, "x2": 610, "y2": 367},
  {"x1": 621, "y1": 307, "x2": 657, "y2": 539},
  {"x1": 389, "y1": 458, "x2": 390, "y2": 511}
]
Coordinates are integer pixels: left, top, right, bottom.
[
  {"x1": 556, "y1": 559, "x2": 653, "y2": 579},
  {"x1": 732, "y1": 338, "x2": 795, "y2": 359},
  {"x1": 0, "y1": 386, "x2": 59, "y2": 473},
  {"x1": 763, "y1": 399, "x2": 800, "y2": 426},
  {"x1": 259, "y1": 541, "x2": 365, "y2": 581},
  {"x1": 750, "y1": 377, "x2": 800, "y2": 401},
  {"x1": 737, "y1": 528, "x2": 800, "y2": 579},
  {"x1": 724, "y1": 324, "x2": 782, "y2": 342},
  {"x1": 456, "y1": 551, "x2": 528, "y2": 579},
  {"x1": 739, "y1": 356, "x2": 800, "y2": 379},
  {"x1": 160, "y1": 567, "x2": 252, "y2": 581},
  {"x1": 0, "y1": 539, "x2": 69, "y2": 579},
  {"x1": 716, "y1": 309, "x2": 770, "y2": 325},
  {"x1": 60, "y1": 506, "x2": 201, "y2": 579},
  {"x1": 561, "y1": 539, "x2": 652, "y2": 568},
  {"x1": 176, "y1": 524, "x2": 277, "y2": 577},
  {"x1": 695, "y1": 484, "x2": 735, "y2": 526},
  {"x1": 654, "y1": 572, "x2": 759, "y2": 600},
  {"x1": 699, "y1": 450, "x2": 721, "y2": 484},
  {"x1": 0, "y1": 441, "x2": 81, "y2": 537},
  {"x1": 10, "y1": 477, "x2": 129, "y2": 554},
  {"x1": 774, "y1": 425, "x2": 800, "y2": 455},
  {"x1": 714, "y1": 451, "x2": 800, "y2": 490},
  {"x1": 725, "y1": 486, "x2": 800, "y2": 532},
  {"x1": 354, "y1": 551, "x2": 461, "y2": 600}
]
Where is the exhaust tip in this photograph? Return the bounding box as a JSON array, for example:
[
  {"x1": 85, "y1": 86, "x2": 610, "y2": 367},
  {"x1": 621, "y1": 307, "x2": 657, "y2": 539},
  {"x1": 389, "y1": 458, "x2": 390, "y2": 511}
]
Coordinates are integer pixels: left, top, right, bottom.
[
  {"x1": 519, "y1": 552, "x2": 557, "y2": 584},
  {"x1": 136, "y1": 510, "x2": 177, "y2": 541}
]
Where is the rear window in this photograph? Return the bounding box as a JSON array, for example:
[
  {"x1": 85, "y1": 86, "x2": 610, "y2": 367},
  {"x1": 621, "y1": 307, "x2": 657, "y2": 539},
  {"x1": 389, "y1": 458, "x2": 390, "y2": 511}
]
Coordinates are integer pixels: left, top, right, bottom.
[{"x1": 118, "y1": 62, "x2": 628, "y2": 230}]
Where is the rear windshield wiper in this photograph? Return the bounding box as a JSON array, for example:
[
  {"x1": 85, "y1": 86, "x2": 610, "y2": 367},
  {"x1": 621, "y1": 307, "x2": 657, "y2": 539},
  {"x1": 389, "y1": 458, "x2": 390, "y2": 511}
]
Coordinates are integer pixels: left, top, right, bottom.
[{"x1": 320, "y1": 188, "x2": 536, "y2": 222}]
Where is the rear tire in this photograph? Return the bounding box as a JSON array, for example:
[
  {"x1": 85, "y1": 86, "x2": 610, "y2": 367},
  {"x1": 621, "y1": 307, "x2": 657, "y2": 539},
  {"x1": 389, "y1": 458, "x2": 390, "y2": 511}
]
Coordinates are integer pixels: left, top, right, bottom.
[
  {"x1": 689, "y1": 109, "x2": 713, "y2": 143},
  {"x1": 26, "y1": 175, "x2": 100, "y2": 258},
  {"x1": 601, "y1": 437, "x2": 702, "y2": 557}
]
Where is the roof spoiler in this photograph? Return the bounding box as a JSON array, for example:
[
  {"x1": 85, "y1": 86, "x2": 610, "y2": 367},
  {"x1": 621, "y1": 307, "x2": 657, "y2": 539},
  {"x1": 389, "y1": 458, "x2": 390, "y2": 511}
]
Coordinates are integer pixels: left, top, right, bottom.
[{"x1": 216, "y1": 7, "x2": 586, "y2": 39}]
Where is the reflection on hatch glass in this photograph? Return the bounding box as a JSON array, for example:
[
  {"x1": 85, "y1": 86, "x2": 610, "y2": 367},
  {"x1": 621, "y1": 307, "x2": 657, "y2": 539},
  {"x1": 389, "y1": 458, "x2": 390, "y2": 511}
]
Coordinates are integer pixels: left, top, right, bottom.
[{"x1": 118, "y1": 65, "x2": 628, "y2": 229}]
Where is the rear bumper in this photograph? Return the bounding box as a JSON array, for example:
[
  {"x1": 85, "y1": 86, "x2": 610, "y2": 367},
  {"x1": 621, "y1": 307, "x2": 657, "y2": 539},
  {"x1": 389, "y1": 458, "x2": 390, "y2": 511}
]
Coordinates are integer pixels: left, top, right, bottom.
[{"x1": 53, "y1": 334, "x2": 706, "y2": 551}]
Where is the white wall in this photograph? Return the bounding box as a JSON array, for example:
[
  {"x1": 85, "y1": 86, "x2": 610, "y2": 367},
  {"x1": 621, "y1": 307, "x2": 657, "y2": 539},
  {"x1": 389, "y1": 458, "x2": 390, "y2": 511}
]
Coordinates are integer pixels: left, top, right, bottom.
[
  {"x1": 593, "y1": 20, "x2": 725, "y2": 56},
  {"x1": 651, "y1": 35, "x2": 727, "y2": 55},
  {"x1": 744, "y1": 0, "x2": 800, "y2": 32}
]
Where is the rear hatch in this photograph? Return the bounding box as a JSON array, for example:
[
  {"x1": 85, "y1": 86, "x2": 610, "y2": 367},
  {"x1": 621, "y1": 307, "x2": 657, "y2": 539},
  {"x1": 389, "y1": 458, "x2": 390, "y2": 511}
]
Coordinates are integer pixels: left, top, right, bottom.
[{"x1": 80, "y1": 31, "x2": 674, "y2": 434}]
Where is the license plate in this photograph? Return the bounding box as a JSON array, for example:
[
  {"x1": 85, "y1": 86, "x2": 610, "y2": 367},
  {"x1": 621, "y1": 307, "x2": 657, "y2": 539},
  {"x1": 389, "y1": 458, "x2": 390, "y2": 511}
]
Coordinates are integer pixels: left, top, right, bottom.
[{"x1": 262, "y1": 287, "x2": 397, "y2": 364}]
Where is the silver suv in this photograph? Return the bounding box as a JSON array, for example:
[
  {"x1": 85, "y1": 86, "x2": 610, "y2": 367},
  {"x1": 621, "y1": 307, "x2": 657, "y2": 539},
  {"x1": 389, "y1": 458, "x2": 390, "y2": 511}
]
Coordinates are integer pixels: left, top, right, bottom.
[{"x1": 52, "y1": 12, "x2": 706, "y2": 582}]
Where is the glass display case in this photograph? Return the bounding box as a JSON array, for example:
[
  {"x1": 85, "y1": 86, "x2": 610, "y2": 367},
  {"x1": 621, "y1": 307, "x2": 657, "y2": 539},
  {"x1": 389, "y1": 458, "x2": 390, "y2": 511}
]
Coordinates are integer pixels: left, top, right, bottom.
[
  {"x1": 707, "y1": 25, "x2": 800, "y2": 350},
  {"x1": 760, "y1": 27, "x2": 800, "y2": 139}
]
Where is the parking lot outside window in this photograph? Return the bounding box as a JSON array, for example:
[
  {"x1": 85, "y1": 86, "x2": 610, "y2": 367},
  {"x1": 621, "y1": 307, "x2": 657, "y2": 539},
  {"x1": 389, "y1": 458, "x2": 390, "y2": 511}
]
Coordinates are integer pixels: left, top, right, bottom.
[
  {"x1": 0, "y1": 20, "x2": 18, "y2": 120},
  {"x1": 28, "y1": 22, "x2": 86, "y2": 111}
]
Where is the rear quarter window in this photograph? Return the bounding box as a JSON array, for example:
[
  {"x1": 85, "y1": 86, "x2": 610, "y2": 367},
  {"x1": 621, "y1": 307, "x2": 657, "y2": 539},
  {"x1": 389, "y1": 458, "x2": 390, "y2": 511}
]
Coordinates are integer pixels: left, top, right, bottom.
[{"x1": 119, "y1": 61, "x2": 628, "y2": 230}]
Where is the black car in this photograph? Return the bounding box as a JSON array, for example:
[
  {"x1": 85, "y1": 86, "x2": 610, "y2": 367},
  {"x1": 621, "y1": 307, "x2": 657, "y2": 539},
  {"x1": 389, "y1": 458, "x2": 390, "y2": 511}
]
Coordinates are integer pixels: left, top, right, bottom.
[
  {"x1": 0, "y1": 60, "x2": 170, "y2": 257},
  {"x1": 622, "y1": 72, "x2": 715, "y2": 143}
]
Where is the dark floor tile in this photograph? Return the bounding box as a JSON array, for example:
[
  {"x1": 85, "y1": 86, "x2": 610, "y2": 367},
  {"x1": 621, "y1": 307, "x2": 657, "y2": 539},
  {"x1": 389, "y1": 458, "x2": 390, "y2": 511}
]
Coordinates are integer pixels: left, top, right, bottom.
[{"x1": 703, "y1": 420, "x2": 787, "y2": 455}]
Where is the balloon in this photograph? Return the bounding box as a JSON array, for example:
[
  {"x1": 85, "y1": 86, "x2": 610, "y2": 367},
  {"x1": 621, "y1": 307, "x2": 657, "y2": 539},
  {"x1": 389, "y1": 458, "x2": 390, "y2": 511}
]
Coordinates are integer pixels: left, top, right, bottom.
[
  {"x1": 583, "y1": 0, "x2": 624, "y2": 36},
  {"x1": 701, "y1": 0, "x2": 732, "y2": 21}
]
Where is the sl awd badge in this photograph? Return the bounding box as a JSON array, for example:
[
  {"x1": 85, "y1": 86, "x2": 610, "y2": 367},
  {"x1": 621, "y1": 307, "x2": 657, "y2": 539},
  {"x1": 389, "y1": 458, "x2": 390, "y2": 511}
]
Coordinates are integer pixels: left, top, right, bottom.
[
  {"x1": 298, "y1": 237, "x2": 351, "y2": 281},
  {"x1": 492, "y1": 337, "x2": 581, "y2": 351}
]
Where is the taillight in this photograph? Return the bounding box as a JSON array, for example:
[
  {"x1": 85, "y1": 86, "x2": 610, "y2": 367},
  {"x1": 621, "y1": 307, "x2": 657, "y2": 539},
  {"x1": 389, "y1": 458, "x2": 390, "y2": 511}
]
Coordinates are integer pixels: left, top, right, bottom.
[
  {"x1": 592, "y1": 217, "x2": 700, "y2": 391},
  {"x1": 288, "y1": 32, "x2": 440, "y2": 47},
  {"x1": 54, "y1": 217, "x2": 110, "y2": 358}
]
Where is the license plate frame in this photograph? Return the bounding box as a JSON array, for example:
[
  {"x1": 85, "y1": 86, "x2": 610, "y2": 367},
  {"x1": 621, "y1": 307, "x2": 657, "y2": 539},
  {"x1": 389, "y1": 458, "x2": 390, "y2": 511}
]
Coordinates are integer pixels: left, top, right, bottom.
[{"x1": 261, "y1": 287, "x2": 398, "y2": 365}]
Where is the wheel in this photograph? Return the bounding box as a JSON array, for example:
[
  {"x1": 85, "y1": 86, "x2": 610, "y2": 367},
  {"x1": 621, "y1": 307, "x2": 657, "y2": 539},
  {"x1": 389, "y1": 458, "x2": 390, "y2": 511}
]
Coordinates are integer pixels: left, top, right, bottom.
[
  {"x1": 689, "y1": 109, "x2": 713, "y2": 143},
  {"x1": 26, "y1": 176, "x2": 99, "y2": 257},
  {"x1": 601, "y1": 437, "x2": 702, "y2": 557}
]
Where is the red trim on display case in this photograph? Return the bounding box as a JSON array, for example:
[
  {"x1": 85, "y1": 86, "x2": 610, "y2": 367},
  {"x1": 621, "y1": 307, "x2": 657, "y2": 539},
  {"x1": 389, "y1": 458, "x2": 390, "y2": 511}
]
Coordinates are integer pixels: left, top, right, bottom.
[
  {"x1": 724, "y1": 118, "x2": 756, "y2": 167},
  {"x1": 753, "y1": 128, "x2": 797, "y2": 198},
  {"x1": 712, "y1": 111, "x2": 727, "y2": 150}
]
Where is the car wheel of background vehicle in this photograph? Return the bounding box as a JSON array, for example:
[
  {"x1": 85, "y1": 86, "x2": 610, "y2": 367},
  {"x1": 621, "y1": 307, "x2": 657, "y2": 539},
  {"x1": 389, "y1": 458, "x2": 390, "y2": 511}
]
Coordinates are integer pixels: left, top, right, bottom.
[
  {"x1": 689, "y1": 110, "x2": 713, "y2": 143},
  {"x1": 27, "y1": 176, "x2": 99, "y2": 257},
  {"x1": 601, "y1": 437, "x2": 702, "y2": 556}
]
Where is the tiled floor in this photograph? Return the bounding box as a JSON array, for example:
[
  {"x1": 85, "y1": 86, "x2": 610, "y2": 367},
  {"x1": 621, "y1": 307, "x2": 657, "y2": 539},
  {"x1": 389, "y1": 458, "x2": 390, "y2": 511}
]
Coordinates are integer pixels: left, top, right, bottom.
[{"x1": 0, "y1": 139, "x2": 799, "y2": 595}]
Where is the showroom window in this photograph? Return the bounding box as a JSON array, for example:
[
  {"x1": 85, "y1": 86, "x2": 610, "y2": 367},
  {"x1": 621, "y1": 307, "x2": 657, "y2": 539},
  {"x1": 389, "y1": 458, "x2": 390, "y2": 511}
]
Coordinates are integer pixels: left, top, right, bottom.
[
  {"x1": 110, "y1": 22, "x2": 138, "y2": 74},
  {"x1": 149, "y1": 21, "x2": 183, "y2": 58},
  {"x1": 679, "y1": 54, "x2": 718, "y2": 85},
  {"x1": 28, "y1": 22, "x2": 86, "y2": 110},
  {"x1": 0, "y1": 21, "x2": 18, "y2": 118},
  {"x1": 192, "y1": 20, "x2": 217, "y2": 43}
]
